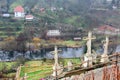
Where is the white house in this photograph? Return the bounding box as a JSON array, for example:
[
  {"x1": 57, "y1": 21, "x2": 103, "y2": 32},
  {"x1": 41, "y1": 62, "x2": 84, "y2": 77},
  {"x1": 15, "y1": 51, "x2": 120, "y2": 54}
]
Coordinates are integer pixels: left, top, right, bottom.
[
  {"x1": 46, "y1": 30, "x2": 61, "y2": 37},
  {"x1": 14, "y1": 6, "x2": 25, "y2": 18},
  {"x1": 51, "y1": 7, "x2": 57, "y2": 12},
  {"x1": 2, "y1": 13, "x2": 10, "y2": 17}
]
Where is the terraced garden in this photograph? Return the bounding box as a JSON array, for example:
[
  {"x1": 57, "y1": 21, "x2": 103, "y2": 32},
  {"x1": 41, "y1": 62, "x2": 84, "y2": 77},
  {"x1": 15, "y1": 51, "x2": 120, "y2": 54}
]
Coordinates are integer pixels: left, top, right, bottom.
[
  {"x1": 19, "y1": 58, "x2": 81, "y2": 80},
  {"x1": 0, "y1": 18, "x2": 24, "y2": 38}
]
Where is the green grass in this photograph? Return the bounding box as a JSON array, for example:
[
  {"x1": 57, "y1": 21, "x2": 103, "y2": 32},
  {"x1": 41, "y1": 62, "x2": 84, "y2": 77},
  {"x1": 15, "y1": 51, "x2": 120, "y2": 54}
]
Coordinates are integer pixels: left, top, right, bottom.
[
  {"x1": 0, "y1": 58, "x2": 81, "y2": 79},
  {"x1": 20, "y1": 58, "x2": 81, "y2": 80},
  {"x1": 0, "y1": 20, "x2": 24, "y2": 37},
  {"x1": 20, "y1": 65, "x2": 52, "y2": 80},
  {"x1": 0, "y1": 31, "x2": 22, "y2": 38},
  {"x1": 63, "y1": 15, "x2": 86, "y2": 27},
  {"x1": 0, "y1": 23, "x2": 24, "y2": 37},
  {"x1": 57, "y1": 40, "x2": 86, "y2": 47},
  {"x1": 64, "y1": 16, "x2": 79, "y2": 24},
  {"x1": 62, "y1": 40, "x2": 78, "y2": 46},
  {"x1": 59, "y1": 58, "x2": 81, "y2": 66}
]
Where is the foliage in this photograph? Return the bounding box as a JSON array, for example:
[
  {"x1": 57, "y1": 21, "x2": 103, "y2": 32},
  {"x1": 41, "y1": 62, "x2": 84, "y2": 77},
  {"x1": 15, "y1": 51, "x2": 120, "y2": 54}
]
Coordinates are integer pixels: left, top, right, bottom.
[
  {"x1": 4, "y1": 36, "x2": 15, "y2": 41},
  {"x1": 0, "y1": 62, "x2": 17, "y2": 73},
  {"x1": 16, "y1": 33, "x2": 27, "y2": 52},
  {"x1": 32, "y1": 37, "x2": 41, "y2": 49},
  {"x1": 0, "y1": 18, "x2": 24, "y2": 38},
  {"x1": 63, "y1": 16, "x2": 87, "y2": 27},
  {"x1": 32, "y1": 37, "x2": 40, "y2": 42}
]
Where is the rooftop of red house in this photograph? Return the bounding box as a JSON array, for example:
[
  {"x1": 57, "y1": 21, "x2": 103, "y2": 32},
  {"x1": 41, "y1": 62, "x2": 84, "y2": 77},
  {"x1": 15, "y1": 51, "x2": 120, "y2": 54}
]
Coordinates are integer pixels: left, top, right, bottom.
[
  {"x1": 25, "y1": 15, "x2": 34, "y2": 18},
  {"x1": 98, "y1": 25, "x2": 117, "y2": 31},
  {"x1": 14, "y1": 5, "x2": 24, "y2": 12}
]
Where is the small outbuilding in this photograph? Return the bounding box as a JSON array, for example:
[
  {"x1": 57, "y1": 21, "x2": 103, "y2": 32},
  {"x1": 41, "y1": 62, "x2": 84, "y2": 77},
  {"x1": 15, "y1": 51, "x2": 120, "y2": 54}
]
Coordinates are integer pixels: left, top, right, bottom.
[{"x1": 25, "y1": 14, "x2": 34, "y2": 21}]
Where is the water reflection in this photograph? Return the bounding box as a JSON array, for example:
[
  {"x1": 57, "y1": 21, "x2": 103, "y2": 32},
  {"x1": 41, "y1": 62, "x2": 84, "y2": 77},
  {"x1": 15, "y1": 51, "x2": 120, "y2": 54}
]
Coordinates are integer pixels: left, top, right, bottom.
[
  {"x1": 0, "y1": 47, "x2": 84, "y2": 61},
  {"x1": 0, "y1": 45, "x2": 118, "y2": 61}
]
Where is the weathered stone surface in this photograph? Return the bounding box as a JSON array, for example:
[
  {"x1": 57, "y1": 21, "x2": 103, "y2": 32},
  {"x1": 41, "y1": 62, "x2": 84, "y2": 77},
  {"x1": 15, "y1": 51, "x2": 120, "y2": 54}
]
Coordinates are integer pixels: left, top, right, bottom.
[
  {"x1": 101, "y1": 36, "x2": 109, "y2": 63},
  {"x1": 52, "y1": 46, "x2": 63, "y2": 76},
  {"x1": 52, "y1": 63, "x2": 63, "y2": 76},
  {"x1": 83, "y1": 53, "x2": 93, "y2": 67},
  {"x1": 67, "y1": 60, "x2": 73, "y2": 71},
  {"x1": 83, "y1": 31, "x2": 96, "y2": 67}
]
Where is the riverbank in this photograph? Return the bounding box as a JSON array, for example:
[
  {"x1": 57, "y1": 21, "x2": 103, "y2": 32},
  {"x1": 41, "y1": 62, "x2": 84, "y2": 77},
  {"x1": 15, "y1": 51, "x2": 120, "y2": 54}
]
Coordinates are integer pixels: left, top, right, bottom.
[{"x1": 39, "y1": 40, "x2": 86, "y2": 49}]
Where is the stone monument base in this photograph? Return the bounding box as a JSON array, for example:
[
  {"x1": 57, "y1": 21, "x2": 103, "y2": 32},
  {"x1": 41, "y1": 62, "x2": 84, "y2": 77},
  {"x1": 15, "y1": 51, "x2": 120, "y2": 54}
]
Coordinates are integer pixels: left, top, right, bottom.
[
  {"x1": 67, "y1": 61, "x2": 73, "y2": 71},
  {"x1": 100, "y1": 54, "x2": 109, "y2": 63},
  {"x1": 83, "y1": 53, "x2": 93, "y2": 67},
  {"x1": 52, "y1": 64, "x2": 63, "y2": 77}
]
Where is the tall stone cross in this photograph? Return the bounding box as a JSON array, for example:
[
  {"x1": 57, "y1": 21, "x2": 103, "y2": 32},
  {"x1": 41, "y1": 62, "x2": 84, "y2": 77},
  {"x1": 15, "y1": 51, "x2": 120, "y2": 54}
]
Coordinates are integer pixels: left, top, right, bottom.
[
  {"x1": 51, "y1": 46, "x2": 63, "y2": 77},
  {"x1": 103, "y1": 36, "x2": 109, "y2": 55},
  {"x1": 83, "y1": 31, "x2": 96, "y2": 54},
  {"x1": 51, "y1": 46, "x2": 61, "y2": 65}
]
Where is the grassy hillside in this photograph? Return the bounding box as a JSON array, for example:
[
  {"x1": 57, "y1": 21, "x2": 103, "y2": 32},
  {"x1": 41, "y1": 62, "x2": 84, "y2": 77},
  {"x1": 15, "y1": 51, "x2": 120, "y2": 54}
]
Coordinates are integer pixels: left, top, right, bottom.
[
  {"x1": 0, "y1": 0, "x2": 120, "y2": 38},
  {"x1": 0, "y1": 17, "x2": 24, "y2": 38}
]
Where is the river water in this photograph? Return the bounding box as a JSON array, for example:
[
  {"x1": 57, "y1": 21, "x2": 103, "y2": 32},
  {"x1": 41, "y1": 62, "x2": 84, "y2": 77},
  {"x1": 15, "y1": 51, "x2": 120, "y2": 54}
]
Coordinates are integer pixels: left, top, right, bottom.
[
  {"x1": 0, "y1": 45, "x2": 119, "y2": 61},
  {"x1": 0, "y1": 47, "x2": 85, "y2": 61}
]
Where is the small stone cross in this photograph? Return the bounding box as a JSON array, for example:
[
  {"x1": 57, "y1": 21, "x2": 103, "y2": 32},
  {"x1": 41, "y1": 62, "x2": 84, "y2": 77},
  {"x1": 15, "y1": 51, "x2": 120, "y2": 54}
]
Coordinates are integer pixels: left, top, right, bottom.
[{"x1": 103, "y1": 36, "x2": 109, "y2": 55}]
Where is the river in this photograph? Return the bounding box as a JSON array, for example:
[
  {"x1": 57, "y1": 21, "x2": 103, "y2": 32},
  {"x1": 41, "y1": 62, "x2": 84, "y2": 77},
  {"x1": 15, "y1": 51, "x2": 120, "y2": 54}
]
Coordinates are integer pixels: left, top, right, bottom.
[
  {"x1": 0, "y1": 47, "x2": 85, "y2": 61},
  {"x1": 0, "y1": 45, "x2": 119, "y2": 61}
]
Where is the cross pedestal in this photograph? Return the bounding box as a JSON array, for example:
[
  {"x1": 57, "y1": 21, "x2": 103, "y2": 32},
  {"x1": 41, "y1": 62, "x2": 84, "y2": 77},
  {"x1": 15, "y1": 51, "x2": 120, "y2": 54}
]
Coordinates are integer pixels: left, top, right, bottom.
[
  {"x1": 52, "y1": 63, "x2": 63, "y2": 77},
  {"x1": 101, "y1": 54, "x2": 109, "y2": 63},
  {"x1": 83, "y1": 53, "x2": 93, "y2": 67},
  {"x1": 67, "y1": 60, "x2": 73, "y2": 71}
]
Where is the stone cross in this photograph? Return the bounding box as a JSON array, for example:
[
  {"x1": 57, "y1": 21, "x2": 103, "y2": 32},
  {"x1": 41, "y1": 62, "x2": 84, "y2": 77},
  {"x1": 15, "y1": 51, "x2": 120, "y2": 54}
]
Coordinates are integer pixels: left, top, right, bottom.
[
  {"x1": 54, "y1": 46, "x2": 59, "y2": 65},
  {"x1": 103, "y1": 36, "x2": 109, "y2": 55},
  {"x1": 83, "y1": 31, "x2": 96, "y2": 54},
  {"x1": 52, "y1": 46, "x2": 60, "y2": 65},
  {"x1": 51, "y1": 46, "x2": 63, "y2": 77},
  {"x1": 100, "y1": 36, "x2": 109, "y2": 63}
]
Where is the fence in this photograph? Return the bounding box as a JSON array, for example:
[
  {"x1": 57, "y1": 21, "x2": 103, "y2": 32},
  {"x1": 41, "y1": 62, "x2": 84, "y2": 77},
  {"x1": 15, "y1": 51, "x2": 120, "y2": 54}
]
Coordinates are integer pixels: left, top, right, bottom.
[{"x1": 16, "y1": 52, "x2": 120, "y2": 80}]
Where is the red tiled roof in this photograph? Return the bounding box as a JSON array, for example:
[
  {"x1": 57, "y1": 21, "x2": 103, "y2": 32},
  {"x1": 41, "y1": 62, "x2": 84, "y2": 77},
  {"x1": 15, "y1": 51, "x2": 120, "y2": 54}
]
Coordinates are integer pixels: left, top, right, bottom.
[
  {"x1": 14, "y1": 6, "x2": 24, "y2": 12},
  {"x1": 40, "y1": 8, "x2": 45, "y2": 12},
  {"x1": 25, "y1": 15, "x2": 33, "y2": 18},
  {"x1": 98, "y1": 25, "x2": 116, "y2": 31}
]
